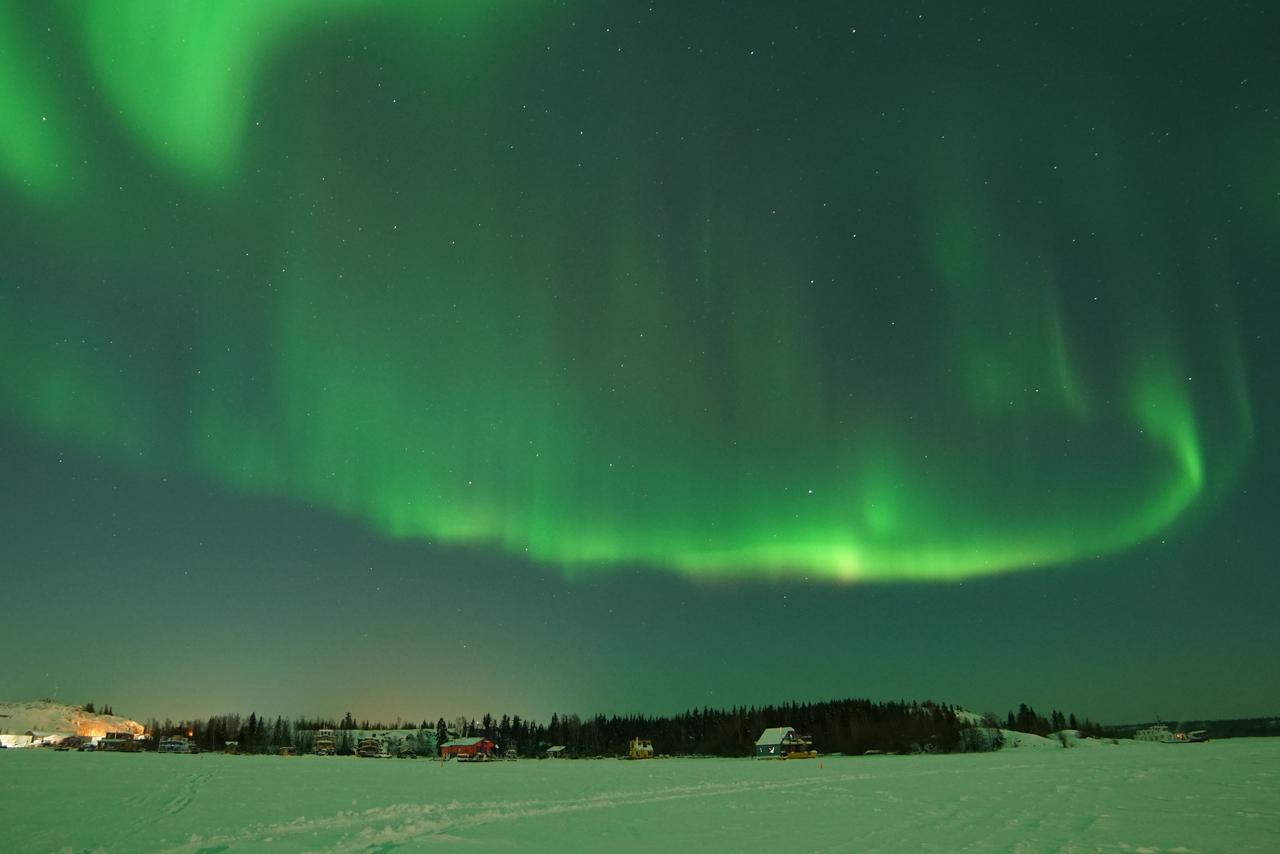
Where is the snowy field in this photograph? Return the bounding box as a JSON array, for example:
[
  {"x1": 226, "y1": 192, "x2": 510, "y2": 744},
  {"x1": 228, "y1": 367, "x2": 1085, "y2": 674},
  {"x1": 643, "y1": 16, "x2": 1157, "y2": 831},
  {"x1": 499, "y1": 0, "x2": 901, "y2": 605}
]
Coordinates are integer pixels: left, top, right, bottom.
[{"x1": 3, "y1": 739, "x2": 1278, "y2": 852}]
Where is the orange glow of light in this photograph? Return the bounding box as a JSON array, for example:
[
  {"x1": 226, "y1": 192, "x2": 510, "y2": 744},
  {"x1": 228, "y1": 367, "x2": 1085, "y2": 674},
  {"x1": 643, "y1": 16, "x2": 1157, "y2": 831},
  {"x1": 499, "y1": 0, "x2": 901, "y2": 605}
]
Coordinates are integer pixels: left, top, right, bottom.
[{"x1": 75, "y1": 715, "x2": 144, "y2": 739}]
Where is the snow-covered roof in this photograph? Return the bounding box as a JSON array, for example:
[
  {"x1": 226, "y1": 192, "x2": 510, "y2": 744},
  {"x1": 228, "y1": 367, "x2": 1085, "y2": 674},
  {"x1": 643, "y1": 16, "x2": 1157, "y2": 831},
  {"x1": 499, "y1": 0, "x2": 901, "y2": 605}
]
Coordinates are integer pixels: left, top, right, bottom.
[
  {"x1": 755, "y1": 727, "x2": 796, "y2": 746},
  {"x1": 441, "y1": 737, "x2": 490, "y2": 747}
]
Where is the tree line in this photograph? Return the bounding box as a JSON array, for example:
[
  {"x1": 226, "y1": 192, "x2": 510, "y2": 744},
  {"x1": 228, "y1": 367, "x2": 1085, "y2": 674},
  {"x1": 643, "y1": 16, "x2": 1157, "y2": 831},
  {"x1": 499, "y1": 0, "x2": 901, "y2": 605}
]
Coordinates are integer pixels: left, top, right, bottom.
[
  {"x1": 124, "y1": 696, "x2": 1103, "y2": 757},
  {"x1": 995, "y1": 703, "x2": 1105, "y2": 739}
]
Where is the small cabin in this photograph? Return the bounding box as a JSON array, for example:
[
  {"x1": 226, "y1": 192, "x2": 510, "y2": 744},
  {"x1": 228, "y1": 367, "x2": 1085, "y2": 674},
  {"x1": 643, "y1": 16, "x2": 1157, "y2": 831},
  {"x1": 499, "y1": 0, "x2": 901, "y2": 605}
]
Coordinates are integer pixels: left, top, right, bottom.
[{"x1": 754, "y1": 726, "x2": 816, "y2": 759}]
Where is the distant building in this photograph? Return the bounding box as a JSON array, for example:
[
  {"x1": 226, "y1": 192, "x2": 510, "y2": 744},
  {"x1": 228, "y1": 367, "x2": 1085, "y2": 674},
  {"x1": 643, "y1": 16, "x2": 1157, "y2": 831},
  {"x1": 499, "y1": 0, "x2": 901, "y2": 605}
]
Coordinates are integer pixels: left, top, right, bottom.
[
  {"x1": 754, "y1": 727, "x2": 816, "y2": 759},
  {"x1": 545, "y1": 745, "x2": 567, "y2": 758},
  {"x1": 357, "y1": 736, "x2": 389, "y2": 758},
  {"x1": 440, "y1": 737, "x2": 495, "y2": 759},
  {"x1": 98, "y1": 732, "x2": 142, "y2": 752},
  {"x1": 314, "y1": 728, "x2": 336, "y2": 756}
]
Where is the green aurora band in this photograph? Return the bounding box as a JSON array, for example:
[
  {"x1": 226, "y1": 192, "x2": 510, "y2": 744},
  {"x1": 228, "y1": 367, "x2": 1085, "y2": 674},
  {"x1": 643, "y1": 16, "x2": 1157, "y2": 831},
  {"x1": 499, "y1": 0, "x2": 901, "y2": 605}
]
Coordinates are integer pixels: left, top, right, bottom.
[{"x1": 0, "y1": 2, "x2": 1263, "y2": 582}]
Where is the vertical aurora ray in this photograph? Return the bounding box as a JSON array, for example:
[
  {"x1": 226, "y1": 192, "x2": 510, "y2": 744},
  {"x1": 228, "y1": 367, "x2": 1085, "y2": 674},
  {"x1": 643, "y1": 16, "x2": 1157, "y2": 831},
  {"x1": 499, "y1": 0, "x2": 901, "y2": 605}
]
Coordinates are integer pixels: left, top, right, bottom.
[
  {"x1": 0, "y1": 2, "x2": 1261, "y2": 583},
  {"x1": 75, "y1": 0, "x2": 524, "y2": 184},
  {"x1": 0, "y1": 4, "x2": 78, "y2": 201}
]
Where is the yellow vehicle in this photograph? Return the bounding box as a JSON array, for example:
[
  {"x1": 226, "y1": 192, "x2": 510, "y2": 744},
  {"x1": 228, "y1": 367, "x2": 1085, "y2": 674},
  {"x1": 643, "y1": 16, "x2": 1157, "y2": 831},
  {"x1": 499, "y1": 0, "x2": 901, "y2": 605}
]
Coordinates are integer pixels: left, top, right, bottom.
[
  {"x1": 781, "y1": 732, "x2": 817, "y2": 759},
  {"x1": 627, "y1": 737, "x2": 654, "y2": 759}
]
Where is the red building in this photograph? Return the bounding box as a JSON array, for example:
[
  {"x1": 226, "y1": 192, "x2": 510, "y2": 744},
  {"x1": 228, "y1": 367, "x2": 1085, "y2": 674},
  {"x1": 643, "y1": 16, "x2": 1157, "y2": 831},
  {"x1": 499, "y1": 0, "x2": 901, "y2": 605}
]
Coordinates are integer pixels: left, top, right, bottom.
[{"x1": 440, "y1": 737, "x2": 495, "y2": 759}]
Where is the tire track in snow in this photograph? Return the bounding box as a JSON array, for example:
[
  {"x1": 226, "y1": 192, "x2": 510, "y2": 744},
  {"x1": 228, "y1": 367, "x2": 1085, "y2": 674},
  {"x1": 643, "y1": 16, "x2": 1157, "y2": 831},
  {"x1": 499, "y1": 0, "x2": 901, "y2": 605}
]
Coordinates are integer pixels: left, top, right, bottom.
[
  {"x1": 160, "y1": 770, "x2": 207, "y2": 818},
  {"x1": 157, "y1": 771, "x2": 881, "y2": 853},
  {"x1": 114, "y1": 769, "x2": 212, "y2": 847}
]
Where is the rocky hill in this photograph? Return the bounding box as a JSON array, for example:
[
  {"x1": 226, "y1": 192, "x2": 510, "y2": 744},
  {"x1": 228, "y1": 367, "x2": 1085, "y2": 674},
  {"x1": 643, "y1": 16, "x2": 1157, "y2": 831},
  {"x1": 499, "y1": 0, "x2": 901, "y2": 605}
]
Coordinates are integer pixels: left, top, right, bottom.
[{"x1": 0, "y1": 699, "x2": 145, "y2": 738}]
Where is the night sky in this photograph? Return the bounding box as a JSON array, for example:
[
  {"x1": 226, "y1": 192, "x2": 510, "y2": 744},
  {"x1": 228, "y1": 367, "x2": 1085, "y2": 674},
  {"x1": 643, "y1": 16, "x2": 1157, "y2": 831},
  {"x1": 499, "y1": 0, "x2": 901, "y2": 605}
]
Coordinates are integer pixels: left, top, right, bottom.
[{"x1": 2, "y1": 2, "x2": 1277, "y2": 726}]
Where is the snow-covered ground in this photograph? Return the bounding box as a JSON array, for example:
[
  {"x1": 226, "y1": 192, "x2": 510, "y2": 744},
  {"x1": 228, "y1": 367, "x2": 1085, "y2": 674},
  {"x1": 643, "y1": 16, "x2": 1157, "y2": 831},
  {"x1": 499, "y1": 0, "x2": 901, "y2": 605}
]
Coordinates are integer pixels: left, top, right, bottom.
[{"x1": 3, "y1": 739, "x2": 1277, "y2": 852}]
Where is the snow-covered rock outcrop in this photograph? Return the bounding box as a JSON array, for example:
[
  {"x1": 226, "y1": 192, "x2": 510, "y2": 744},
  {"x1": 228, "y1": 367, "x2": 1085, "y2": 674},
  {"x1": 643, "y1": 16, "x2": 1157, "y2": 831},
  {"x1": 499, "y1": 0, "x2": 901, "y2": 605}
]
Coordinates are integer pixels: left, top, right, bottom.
[{"x1": 0, "y1": 699, "x2": 145, "y2": 738}]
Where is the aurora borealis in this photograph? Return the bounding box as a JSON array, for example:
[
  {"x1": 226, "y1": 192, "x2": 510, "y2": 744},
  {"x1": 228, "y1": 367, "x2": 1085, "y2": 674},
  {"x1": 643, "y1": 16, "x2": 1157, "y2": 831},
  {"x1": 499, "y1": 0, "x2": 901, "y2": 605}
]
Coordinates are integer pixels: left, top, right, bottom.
[{"x1": 2, "y1": 2, "x2": 1277, "y2": 722}]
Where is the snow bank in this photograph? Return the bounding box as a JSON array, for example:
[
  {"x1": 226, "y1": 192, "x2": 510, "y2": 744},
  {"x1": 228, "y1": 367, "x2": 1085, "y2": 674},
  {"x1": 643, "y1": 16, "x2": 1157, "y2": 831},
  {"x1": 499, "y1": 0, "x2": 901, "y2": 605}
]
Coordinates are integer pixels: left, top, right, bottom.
[{"x1": 2, "y1": 736, "x2": 1275, "y2": 851}]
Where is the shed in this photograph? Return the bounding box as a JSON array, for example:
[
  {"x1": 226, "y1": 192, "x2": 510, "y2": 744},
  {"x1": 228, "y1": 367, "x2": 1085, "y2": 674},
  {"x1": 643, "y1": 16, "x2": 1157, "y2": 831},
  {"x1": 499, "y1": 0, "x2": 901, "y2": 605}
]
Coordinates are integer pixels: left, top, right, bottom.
[
  {"x1": 754, "y1": 726, "x2": 815, "y2": 759},
  {"x1": 755, "y1": 727, "x2": 795, "y2": 758}
]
